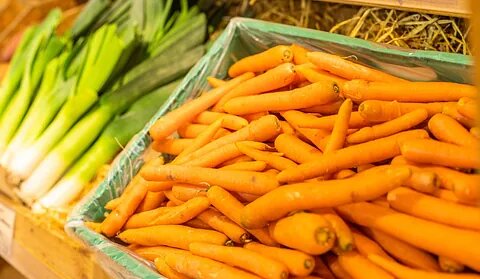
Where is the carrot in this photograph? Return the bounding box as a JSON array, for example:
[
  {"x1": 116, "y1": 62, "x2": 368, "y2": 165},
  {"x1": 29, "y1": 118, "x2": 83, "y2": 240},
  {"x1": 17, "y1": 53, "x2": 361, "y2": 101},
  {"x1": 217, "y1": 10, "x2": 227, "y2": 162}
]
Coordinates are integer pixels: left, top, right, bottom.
[
  {"x1": 207, "y1": 76, "x2": 226, "y2": 88},
  {"x1": 174, "y1": 115, "x2": 281, "y2": 164},
  {"x1": 336, "y1": 202, "x2": 480, "y2": 271},
  {"x1": 85, "y1": 221, "x2": 102, "y2": 233},
  {"x1": 220, "y1": 161, "x2": 267, "y2": 172},
  {"x1": 358, "y1": 100, "x2": 457, "y2": 122},
  {"x1": 348, "y1": 109, "x2": 429, "y2": 144},
  {"x1": 443, "y1": 104, "x2": 476, "y2": 128},
  {"x1": 351, "y1": 231, "x2": 394, "y2": 261},
  {"x1": 177, "y1": 123, "x2": 230, "y2": 139},
  {"x1": 343, "y1": 79, "x2": 477, "y2": 102},
  {"x1": 302, "y1": 99, "x2": 345, "y2": 115},
  {"x1": 244, "y1": 242, "x2": 315, "y2": 277},
  {"x1": 333, "y1": 169, "x2": 356, "y2": 179},
  {"x1": 470, "y1": 127, "x2": 480, "y2": 139},
  {"x1": 274, "y1": 134, "x2": 322, "y2": 163},
  {"x1": 150, "y1": 72, "x2": 255, "y2": 140},
  {"x1": 428, "y1": 113, "x2": 478, "y2": 147},
  {"x1": 235, "y1": 192, "x2": 261, "y2": 202},
  {"x1": 338, "y1": 251, "x2": 394, "y2": 279},
  {"x1": 307, "y1": 51, "x2": 404, "y2": 82},
  {"x1": 457, "y1": 97, "x2": 477, "y2": 120},
  {"x1": 154, "y1": 257, "x2": 190, "y2": 279},
  {"x1": 242, "y1": 166, "x2": 410, "y2": 228},
  {"x1": 439, "y1": 256, "x2": 465, "y2": 273},
  {"x1": 283, "y1": 110, "x2": 371, "y2": 130},
  {"x1": 325, "y1": 254, "x2": 352, "y2": 279},
  {"x1": 124, "y1": 196, "x2": 210, "y2": 229},
  {"x1": 390, "y1": 155, "x2": 431, "y2": 167},
  {"x1": 235, "y1": 142, "x2": 297, "y2": 170},
  {"x1": 366, "y1": 228, "x2": 440, "y2": 271},
  {"x1": 424, "y1": 167, "x2": 480, "y2": 202},
  {"x1": 194, "y1": 111, "x2": 249, "y2": 130},
  {"x1": 367, "y1": 254, "x2": 480, "y2": 279},
  {"x1": 197, "y1": 208, "x2": 250, "y2": 244},
  {"x1": 387, "y1": 187, "x2": 480, "y2": 231},
  {"x1": 400, "y1": 139, "x2": 480, "y2": 169},
  {"x1": 136, "y1": 191, "x2": 166, "y2": 212},
  {"x1": 185, "y1": 218, "x2": 212, "y2": 230},
  {"x1": 101, "y1": 178, "x2": 148, "y2": 237},
  {"x1": 229, "y1": 45, "x2": 293, "y2": 77},
  {"x1": 324, "y1": 99, "x2": 352, "y2": 153},
  {"x1": 278, "y1": 130, "x2": 427, "y2": 182},
  {"x1": 295, "y1": 63, "x2": 347, "y2": 85},
  {"x1": 215, "y1": 63, "x2": 297, "y2": 111},
  {"x1": 223, "y1": 81, "x2": 340, "y2": 115},
  {"x1": 312, "y1": 257, "x2": 335, "y2": 279},
  {"x1": 142, "y1": 165, "x2": 279, "y2": 195},
  {"x1": 244, "y1": 111, "x2": 270, "y2": 122},
  {"x1": 432, "y1": 189, "x2": 480, "y2": 206},
  {"x1": 291, "y1": 44, "x2": 310, "y2": 64},
  {"x1": 207, "y1": 186, "x2": 277, "y2": 246},
  {"x1": 135, "y1": 245, "x2": 191, "y2": 261},
  {"x1": 278, "y1": 120, "x2": 296, "y2": 135},
  {"x1": 296, "y1": 128, "x2": 330, "y2": 150},
  {"x1": 118, "y1": 225, "x2": 228, "y2": 249},
  {"x1": 175, "y1": 119, "x2": 224, "y2": 162},
  {"x1": 104, "y1": 197, "x2": 121, "y2": 210},
  {"x1": 220, "y1": 155, "x2": 253, "y2": 167},
  {"x1": 321, "y1": 212, "x2": 354, "y2": 252},
  {"x1": 171, "y1": 184, "x2": 206, "y2": 201},
  {"x1": 189, "y1": 242, "x2": 289, "y2": 279},
  {"x1": 269, "y1": 212, "x2": 335, "y2": 255},
  {"x1": 152, "y1": 138, "x2": 193, "y2": 155}
]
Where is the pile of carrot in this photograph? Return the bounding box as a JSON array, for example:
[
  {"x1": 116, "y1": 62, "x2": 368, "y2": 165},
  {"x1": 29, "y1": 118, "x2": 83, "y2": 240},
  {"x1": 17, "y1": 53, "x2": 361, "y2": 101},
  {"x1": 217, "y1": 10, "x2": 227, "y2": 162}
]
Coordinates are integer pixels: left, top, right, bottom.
[{"x1": 90, "y1": 44, "x2": 480, "y2": 279}]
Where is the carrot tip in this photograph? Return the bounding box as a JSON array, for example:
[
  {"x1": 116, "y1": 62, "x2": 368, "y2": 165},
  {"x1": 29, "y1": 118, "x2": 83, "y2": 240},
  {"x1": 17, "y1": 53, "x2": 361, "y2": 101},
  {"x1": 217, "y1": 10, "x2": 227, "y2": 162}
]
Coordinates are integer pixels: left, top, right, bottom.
[{"x1": 315, "y1": 227, "x2": 336, "y2": 245}]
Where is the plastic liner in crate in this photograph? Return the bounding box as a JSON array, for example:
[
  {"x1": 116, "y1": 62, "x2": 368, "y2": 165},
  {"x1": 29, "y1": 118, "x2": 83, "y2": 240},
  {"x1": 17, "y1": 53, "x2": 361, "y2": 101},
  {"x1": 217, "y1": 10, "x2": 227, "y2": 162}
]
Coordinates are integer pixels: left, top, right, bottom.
[{"x1": 65, "y1": 17, "x2": 473, "y2": 278}]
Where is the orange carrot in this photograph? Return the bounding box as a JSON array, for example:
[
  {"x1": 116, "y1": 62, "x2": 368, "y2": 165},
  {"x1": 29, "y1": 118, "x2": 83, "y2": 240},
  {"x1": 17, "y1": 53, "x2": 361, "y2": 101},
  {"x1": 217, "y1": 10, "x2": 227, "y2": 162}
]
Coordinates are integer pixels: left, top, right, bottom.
[
  {"x1": 333, "y1": 169, "x2": 356, "y2": 179},
  {"x1": 356, "y1": 164, "x2": 375, "y2": 172},
  {"x1": 244, "y1": 242, "x2": 315, "y2": 277},
  {"x1": 175, "y1": 119, "x2": 224, "y2": 162},
  {"x1": 368, "y1": 254, "x2": 480, "y2": 279},
  {"x1": 400, "y1": 139, "x2": 480, "y2": 169},
  {"x1": 428, "y1": 113, "x2": 478, "y2": 147},
  {"x1": 229, "y1": 45, "x2": 293, "y2": 77},
  {"x1": 207, "y1": 76, "x2": 226, "y2": 88},
  {"x1": 366, "y1": 228, "x2": 440, "y2": 271},
  {"x1": 207, "y1": 186, "x2": 277, "y2": 246},
  {"x1": 387, "y1": 187, "x2": 480, "y2": 231},
  {"x1": 150, "y1": 72, "x2": 255, "y2": 140},
  {"x1": 223, "y1": 81, "x2": 340, "y2": 115},
  {"x1": 236, "y1": 142, "x2": 297, "y2": 171},
  {"x1": 337, "y1": 202, "x2": 480, "y2": 271},
  {"x1": 142, "y1": 165, "x2": 278, "y2": 195},
  {"x1": 235, "y1": 192, "x2": 261, "y2": 202},
  {"x1": 432, "y1": 189, "x2": 480, "y2": 206},
  {"x1": 438, "y1": 256, "x2": 465, "y2": 273},
  {"x1": 171, "y1": 184, "x2": 207, "y2": 201},
  {"x1": 325, "y1": 254, "x2": 353, "y2": 279},
  {"x1": 302, "y1": 99, "x2": 345, "y2": 115},
  {"x1": 177, "y1": 123, "x2": 230, "y2": 139},
  {"x1": 443, "y1": 103, "x2": 476, "y2": 128},
  {"x1": 244, "y1": 111, "x2": 269, "y2": 122},
  {"x1": 358, "y1": 100, "x2": 456, "y2": 122},
  {"x1": 185, "y1": 218, "x2": 212, "y2": 230},
  {"x1": 296, "y1": 128, "x2": 330, "y2": 150},
  {"x1": 215, "y1": 63, "x2": 296, "y2": 111},
  {"x1": 189, "y1": 242, "x2": 289, "y2": 279},
  {"x1": 135, "y1": 245, "x2": 191, "y2": 261},
  {"x1": 220, "y1": 155, "x2": 253, "y2": 167},
  {"x1": 457, "y1": 97, "x2": 477, "y2": 120},
  {"x1": 220, "y1": 160, "x2": 267, "y2": 172},
  {"x1": 197, "y1": 208, "x2": 250, "y2": 244},
  {"x1": 166, "y1": 201, "x2": 176, "y2": 207},
  {"x1": 154, "y1": 257, "x2": 190, "y2": 279},
  {"x1": 152, "y1": 138, "x2": 193, "y2": 155},
  {"x1": 295, "y1": 63, "x2": 347, "y2": 85},
  {"x1": 242, "y1": 166, "x2": 410, "y2": 228},
  {"x1": 136, "y1": 191, "x2": 166, "y2": 212},
  {"x1": 347, "y1": 109, "x2": 429, "y2": 144},
  {"x1": 343, "y1": 79, "x2": 477, "y2": 102},
  {"x1": 104, "y1": 197, "x2": 121, "y2": 210},
  {"x1": 322, "y1": 212, "x2": 354, "y2": 252},
  {"x1": 194, "y1": 111, "x2": 249, "y2": 130},
  {"x1": 274, "y1": 133, "x2": 322, "y2": 163},
  {"x1": 338, "y1": 251, "x2": 394, "y2": 279},
  {"x1": 324, "y1": 99, "x2": 352, "y2": 153},
  {"x1": 278, "y1": 130, "x2": 427, "y2": 182},
  {"x1": 471, "y1": 127, "x2": 480, "y2": 139},
  {"x1": 424, "y1": 167, "x2": 480, "y2": 202},
  {"x1": 312, "y1": 257, "x2": 335, "y2": 279},
  {"x1": 279, "y1": 120, "x2": 296, "y2": 134},
  {"x1": 269, "y1": 212, "x2": 335, "y2": 255},
  {"x1": 307, "y1": 51, "x2": 404, "y2": 82},
  {"x1": 302, "y1": 112, "x2": 370, "y2": 130},
  {"x1": 351, "y1": 231, "x2": 394, "y2": 261},
  {"x1": 291, "y1": 44, "x2": 310, "y2": 64}
]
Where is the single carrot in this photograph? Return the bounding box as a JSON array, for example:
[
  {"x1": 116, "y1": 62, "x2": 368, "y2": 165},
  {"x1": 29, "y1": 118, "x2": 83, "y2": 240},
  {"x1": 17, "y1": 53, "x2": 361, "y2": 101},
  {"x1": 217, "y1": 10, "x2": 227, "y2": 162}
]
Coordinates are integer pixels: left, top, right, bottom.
[
  {"x1": 189, "y1": 242, "x2": 289, "y2": 279},
  {"x1": 432, "y1": 189, "x2": 480, "y2": 206},
  {"x1": 244, "y1": 242, "x2": 315, "y2": 277},
  {"x1": 302, "y1": 99, "x2": 345, "y2": 115},
  {"x1": 439, "y1": 256, "x2": 465, "y2": 273},
  {"x1": 338, "y1": 251, "x2": 394, "y2": 279},
  {"x1": 295, "y1": 63, "x2": 347, "y2": 85},
  {"x1": 387, "y1": 187, "x2": 480, "y2": 231},
  {"x1": 333, "y1": 169, "x2": 356, "y2": 179},
  {"x1": 424, "y1": 167, "x2": 480, "y2": 202},
  {"x1": 358, "y1": 100, "x2": 456, "y2": 122},
  {"x1": 312, "y1": 257, "x2": 335, "y2": 279},
  {"x1": 220, "y1": 155, "x2": 253, "y2": 167},
  {"x1": 344, "y1": 79, "x2": 477, "y2": 102},
  {"x1": 229, "y1": 45, "x2": 293, "y2": 77},
  {"x1": 351, "y1": 231, "x2": 394, "y2": 261},
  {"x1": 356, "y1": 164, "x2": 375, "y2": 172},
  {"x1": 291, "y1": 44, "x2": 310, "y2": 64},
  {"x1": 177, "y1": 123, "x2": 230, "y2": 139},
  {"x1": 175, "y1": 119, "x2": 224, "y2": 162},
  {"x1": 367, "y1": 254, "x2": 480, "y2": 279},
  {"x1": 104, "y1": 197, "x2": 121, "y2": 210},
  {"x1": 269, "y1": 212, "x2": 335, "y2": 255},
  {"x1": 336, "y1": 202, "x2": 480, "y2": 271},
  {"x1": 325, "y1": 254, "x2": 353, "y2": 279},
  {"x1": 347, "y1": 109, "x2": 429, "y2": 144},
  {"x1": 274, "y1": 134, "x2": 322, "y2": 163},
  {"x1": 136, "y1": 191, "x2": 166, "y2": 212},
  {"x1": 118, "y1": 225, "x2": 228, "y2": 249},
  {"x1": 282, "y1": 110, "x2": 371, "y2": 130},
  {"x1": 135, "y1": 245, "x2": 191, "y2": 261},
  {"x1": 278, "y1": 130, "x2": 427, "y2": 182},
  {"x1": 470, "y1": 127, "x2": 480, "y2": 139},
  {"x1": 194, "y1": 111, "x2": 248, "y2": 130},
  {"x1": 85, "y1": 221, "x2": 102, "y2": 233},
  {"x1": 324, "y1": 99, "x2": 352, "y2": 153},
  {"x1": 220, "y1": 161, "x2": 267, "y2": 172},
  {"x1": 279, "y1": 120, "x2": 296, "y2": 135},
  {"x1": 171, "y1": 184, "x2": 207, "y2": 201},
  {"x1": 152, "y1": 138, "x2": 193, "y2": 155},
  {"x1": 124, "y1": 196, "x2": 210, "y2": 229},
  {"x1": 207, "y1": 76, "x2": 226, "y2": 88},
  {"x1": 243, "y1": 111, "x2": 270, "y2": 122},
  {"x1": 428, "y1": 113, "x2": 478, "y2": 147},
  {"x1": 197, "y1": 208, "x2": 250, "y2": 244},
  {"x1": 236, "y1": 142, "x2": 297, "y2": 170},
  {"x1": 242, "y1": 166, "x2": 410, "y2": 228},
  {"x1": 457, "y1": 97, "x2": 477, "y2": 120},
  {"x1": 307, "y1": 51, "x2": 404, "y2": 82},
  {"x1": 207, "y1": 186, "x2": 277, "y2": 246},
  {"x1": 296, "y1": 128, "x2": 330, "y2": 150},
  {"x1": 215, "y1": 63, "x2": 297, "y2": 111},
  {"x1": 185, "y1": 218, "x2": 212, "y2": 230},
  {"x1": 443, "y1": 104, "x2": 476, "y2": 128},
  {"x1": 366, "y1": 228, "x2": 440, "y2": 271},
  {"x1": 322, "y1": 212, "x2": 354, "y2": 252},
  {"x1": 166, "y1": 201, "x2": 176, "y2": 207},
  {"x1": 235, "y1": 192, "x2": 261, "y2": 202},
  {"x1": 390, "y1": 155, "x2": 431, "y2": 167},
  {"x1": 400, "y1": 139, "x2": 480, "y2": 169},
  {"x1": 142, "y1": 165, "x2": 279, "y2": 195},
  {"x1": 164, "y1": 190, "x2": 186, "y2": 205},
  {"x1": 154, "y1": 257, "x2": 190, "y2": 279},
  {"x1": 149, "y1": 72, "x2": 255, "y2": 140},
  {"x1": 223, "y1": 81, "x2": 340, "y2": 115}
]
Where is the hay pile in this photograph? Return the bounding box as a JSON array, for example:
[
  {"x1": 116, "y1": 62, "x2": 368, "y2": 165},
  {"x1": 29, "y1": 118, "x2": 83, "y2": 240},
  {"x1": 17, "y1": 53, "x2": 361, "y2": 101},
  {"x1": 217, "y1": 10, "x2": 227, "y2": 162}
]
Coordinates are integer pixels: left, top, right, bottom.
[{"x1": 222, "y1": 0, "x2": 471, "y2": 55}]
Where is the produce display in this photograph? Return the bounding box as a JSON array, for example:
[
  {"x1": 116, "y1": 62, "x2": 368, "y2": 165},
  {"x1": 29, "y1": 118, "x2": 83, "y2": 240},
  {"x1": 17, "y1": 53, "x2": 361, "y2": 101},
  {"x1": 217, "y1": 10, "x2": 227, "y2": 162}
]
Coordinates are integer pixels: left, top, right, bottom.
[
  {"x1": 0, "y1": 0, "x2": 206, "y2": 216},
  {"x1": 88, "y1": 44, "x2": 480, "y2": 278}
]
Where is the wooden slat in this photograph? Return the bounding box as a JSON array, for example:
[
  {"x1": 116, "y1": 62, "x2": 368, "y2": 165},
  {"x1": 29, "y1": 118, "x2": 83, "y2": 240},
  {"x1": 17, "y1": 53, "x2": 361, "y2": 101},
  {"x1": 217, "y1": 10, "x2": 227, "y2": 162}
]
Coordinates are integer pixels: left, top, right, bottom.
[{"x1": 314, "y1": 0, "x2": 470, "y2": 17}]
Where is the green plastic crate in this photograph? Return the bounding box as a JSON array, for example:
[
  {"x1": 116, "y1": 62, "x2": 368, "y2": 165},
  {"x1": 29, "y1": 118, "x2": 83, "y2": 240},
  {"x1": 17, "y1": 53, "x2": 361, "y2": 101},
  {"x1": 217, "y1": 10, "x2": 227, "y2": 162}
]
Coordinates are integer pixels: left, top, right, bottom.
[{"x1": 65, "y1": 17, "x2": 474, "y2": 279}]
